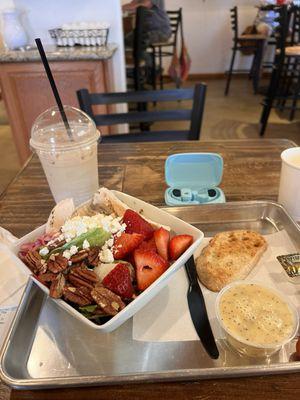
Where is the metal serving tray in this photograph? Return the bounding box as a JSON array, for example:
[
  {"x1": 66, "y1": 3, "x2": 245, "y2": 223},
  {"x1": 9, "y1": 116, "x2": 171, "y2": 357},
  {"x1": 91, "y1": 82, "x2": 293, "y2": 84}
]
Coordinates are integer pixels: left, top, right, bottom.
[{"x1": 1, "y1": 201, "x2": 300, "y2": 390}]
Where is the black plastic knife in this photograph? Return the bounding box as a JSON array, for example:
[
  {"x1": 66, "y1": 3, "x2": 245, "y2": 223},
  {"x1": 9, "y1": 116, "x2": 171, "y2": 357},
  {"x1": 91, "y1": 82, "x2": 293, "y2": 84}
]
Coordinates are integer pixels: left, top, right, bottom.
[{"x1": 185, "y1": 256, "x2": 219, "y2": 359}]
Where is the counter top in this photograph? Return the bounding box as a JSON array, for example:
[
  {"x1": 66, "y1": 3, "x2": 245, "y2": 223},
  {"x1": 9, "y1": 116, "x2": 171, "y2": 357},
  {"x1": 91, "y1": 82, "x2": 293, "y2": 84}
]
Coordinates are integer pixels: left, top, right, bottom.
[{"x1": 0, "y1": 43, "x2": 118, "y2": 63}]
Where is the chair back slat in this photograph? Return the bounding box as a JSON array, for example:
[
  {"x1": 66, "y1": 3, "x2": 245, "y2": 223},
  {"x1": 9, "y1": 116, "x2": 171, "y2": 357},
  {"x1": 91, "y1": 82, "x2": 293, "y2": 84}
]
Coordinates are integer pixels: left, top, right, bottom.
[
  {"x1": 101, "y1": 130, "x2": 191, "y2": 143},
  {"x1": 89, "y1": 88, "x2": 194, "y2": 105},
  {"x1": 290, "y1": 5, "x2": 300, "y2": 45},
  {"x1": 274, "y1": 5, "x2": 291, "y2": 57},
  {"x1": 230, "y1": 6, "x2": 238, "y2": 40},
  {"x1": 166, "y1": 8, "x2": 182, "y2": 44},
  {"x1": 77, "y1": 83, "x2": 206, "y2": 142},
  {"x1": 94, "y1": 109, "x2": 192, "y2": 126}
]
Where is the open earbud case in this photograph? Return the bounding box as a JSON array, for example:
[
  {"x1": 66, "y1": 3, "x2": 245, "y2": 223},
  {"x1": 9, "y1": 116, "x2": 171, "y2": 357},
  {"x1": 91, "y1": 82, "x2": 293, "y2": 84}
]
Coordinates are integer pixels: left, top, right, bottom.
[{"x1": 164, "y1": 153, "x2": 226, "y2": 206}]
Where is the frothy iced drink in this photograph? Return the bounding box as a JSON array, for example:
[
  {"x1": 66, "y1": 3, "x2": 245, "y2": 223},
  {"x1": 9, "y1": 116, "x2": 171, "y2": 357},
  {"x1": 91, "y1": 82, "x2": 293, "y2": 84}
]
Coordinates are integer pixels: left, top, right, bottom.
[{"x1": 30, "y1": 106, "x2": 100, "y2": 205}]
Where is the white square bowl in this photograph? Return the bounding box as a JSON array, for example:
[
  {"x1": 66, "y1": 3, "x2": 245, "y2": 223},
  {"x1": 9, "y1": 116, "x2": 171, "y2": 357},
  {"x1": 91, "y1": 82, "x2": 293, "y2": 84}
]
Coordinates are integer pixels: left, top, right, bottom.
[{"x1": 12, "y1": 190, "x2": 204, "y2": 332}]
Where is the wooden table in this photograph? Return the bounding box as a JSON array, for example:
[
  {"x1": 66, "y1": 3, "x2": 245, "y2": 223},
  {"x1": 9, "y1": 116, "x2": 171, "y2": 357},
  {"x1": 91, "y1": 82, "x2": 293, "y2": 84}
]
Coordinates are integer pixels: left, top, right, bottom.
[{"x1": 1, "y1": 139, "x2": 300, "y2": 400}]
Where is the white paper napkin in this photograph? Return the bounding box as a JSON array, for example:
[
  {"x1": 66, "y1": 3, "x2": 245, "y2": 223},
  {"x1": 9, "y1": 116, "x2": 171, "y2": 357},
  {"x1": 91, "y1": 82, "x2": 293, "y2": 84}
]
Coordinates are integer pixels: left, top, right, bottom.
[
  {"x1": 0, "y1": 228, "x2": 29, "y2": 347},
  {"x1": 133, "y1": 231, "x2": 300, "y2": 342},
  {"x1": 0, "y1": 245, "x2": 29, "y2": 307},
  {"x1": 0, "y1": 226, "x2": 18, "y2": 248}
]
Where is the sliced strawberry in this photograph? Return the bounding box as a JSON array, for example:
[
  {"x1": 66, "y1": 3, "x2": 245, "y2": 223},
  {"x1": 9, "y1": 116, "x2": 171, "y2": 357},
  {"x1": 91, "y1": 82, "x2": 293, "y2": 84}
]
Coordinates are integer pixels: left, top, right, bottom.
[
  {"x1": 126, "y1": 252, "x2": 136, "y2": 268},
  {"x1": 169, "y1": 234, "x2": 193, "y2": 260},
  {"x1": 137, "y1": 237, "x2": 157, "y2": 253},
  {"x1": 134, "y1": 249, "x2": 169, "y2": 291},
  {"x1": 154, "y1": 227, "x2": 170, "y2": 261},
  {"x1": 102, "y1": 263, "x2": 134, "y2": 299},
  {"x1": 113, "y1": 232, "x2": 144, "y2": 259},
  {"x1": 123, "y1": 209, "x2": 154, "y2": 239},
  {"x1": 94, "y1": 261, "x2": 135, "y2": 282}
]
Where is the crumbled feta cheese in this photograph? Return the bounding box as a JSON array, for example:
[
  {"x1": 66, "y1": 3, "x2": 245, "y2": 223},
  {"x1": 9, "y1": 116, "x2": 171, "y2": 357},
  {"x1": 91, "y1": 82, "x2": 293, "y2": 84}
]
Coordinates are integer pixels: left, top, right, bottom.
[
  {"x1": 69, "y1": 245, "x2": 78, "y2": 256},
  {"x1": 61, "y1": 213, "x2": 127, "y2": 240},
  {"x1": 106, "y1": 238, "x2": 114, "y2": 248},
  {"x1": 110, "y1": 219, "x2": 125, "y2": 234},
  {"x1": 39, "y1": 247, "x2": 49, "y2": 257},
  {"x1": 82, "y1": 239, "x2": 90, "y2": 249},
  {"x1": 63, "y1": 250, "x2": 71, "y2": 259},
  {"x1": 100, "y1": 248, "x2": 114, "y2": 263}
]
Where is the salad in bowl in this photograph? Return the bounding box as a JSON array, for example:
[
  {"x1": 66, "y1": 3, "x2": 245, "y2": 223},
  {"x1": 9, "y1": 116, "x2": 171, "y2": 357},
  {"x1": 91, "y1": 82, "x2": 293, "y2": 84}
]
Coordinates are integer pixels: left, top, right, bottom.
[{"x1": 17, "y1": 188, "x2": 203, "y2": 331}]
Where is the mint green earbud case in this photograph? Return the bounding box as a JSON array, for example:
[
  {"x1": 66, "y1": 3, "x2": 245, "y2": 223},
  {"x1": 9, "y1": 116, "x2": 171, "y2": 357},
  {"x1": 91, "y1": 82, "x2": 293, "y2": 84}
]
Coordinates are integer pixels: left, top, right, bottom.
[{"x1": 164, "y1": 153, "x2": 226, "y2": 206}]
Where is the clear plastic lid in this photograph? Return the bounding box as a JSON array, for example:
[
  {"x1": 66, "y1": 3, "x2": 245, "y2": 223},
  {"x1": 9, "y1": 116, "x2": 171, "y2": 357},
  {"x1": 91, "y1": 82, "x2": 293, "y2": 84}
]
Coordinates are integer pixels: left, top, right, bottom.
[{"x1": 30, "y1": 105, "x2": 100, "y2": 151}]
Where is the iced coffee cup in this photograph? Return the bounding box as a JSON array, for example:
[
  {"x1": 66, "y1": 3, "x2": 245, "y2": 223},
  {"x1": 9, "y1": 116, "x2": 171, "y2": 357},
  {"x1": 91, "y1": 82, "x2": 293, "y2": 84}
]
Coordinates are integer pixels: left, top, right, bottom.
[{"x1": 30, "y1": 106, "x2": 100, "y2": 206}]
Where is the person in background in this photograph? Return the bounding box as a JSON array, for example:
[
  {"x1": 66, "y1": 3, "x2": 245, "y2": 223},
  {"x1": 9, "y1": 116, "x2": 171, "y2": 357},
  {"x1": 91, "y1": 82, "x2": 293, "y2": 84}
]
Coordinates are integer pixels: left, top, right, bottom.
[
  {"x1": 255, "y1": 0, "x2": 294, "y2": 36},
  {"x1": 123, "y1": 0, "x2": 171, "y2": 46}
]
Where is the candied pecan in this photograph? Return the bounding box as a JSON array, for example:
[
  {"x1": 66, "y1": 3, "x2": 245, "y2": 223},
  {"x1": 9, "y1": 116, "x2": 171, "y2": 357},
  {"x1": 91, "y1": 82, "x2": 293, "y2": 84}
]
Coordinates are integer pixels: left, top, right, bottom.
[
  {"x1": 87, "y1": 247, "x2": 100, "y2": 267},
  {"x1": 49, "y1": 273, "x2": 66, "y2": 299},
  {"x1": 63, "y1": 286, "x2": 93, "y2": 306},
  {"x1": 70, "y1": 250, "x2": 89, "y2": 263},
  {"x1": 47, "y1": 238, "x2": 66, "y2": 250},
  {"x1": 47, "y1": 254, "x2": 68, "y2": 273},
  {"x1": 24, "y1": 250, "x2": 47, "y2": 274},
  {"x1": 91, "y1": 285, "x2": 125, "y2": 316},
  {"x1": 70, "y1": 261, "x2": 86, "y2": 269},
  {"x1": 37, "y1": 272, "x2": 58, "y2": 283},
  {"x1": 68, "y1": 267, "x2": 99, "y2": 290}
]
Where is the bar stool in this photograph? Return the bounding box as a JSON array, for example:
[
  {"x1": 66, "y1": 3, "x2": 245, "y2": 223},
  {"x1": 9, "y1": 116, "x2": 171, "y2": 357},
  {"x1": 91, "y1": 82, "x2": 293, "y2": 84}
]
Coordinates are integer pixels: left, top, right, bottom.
[
  {"x1": 260, "y1": 5, "x2": 300, "y2": 135},
  {"x1": 150, "y1": 8, "x2": 182, "y2": 90},
  {"x1": 225, "y1": 6, "x2": 267, "y2": 96}
]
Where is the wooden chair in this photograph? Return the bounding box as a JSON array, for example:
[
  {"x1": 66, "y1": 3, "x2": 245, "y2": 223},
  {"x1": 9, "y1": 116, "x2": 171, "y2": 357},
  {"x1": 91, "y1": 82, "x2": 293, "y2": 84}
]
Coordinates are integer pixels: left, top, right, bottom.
[
  {"x1": 150, "y1": 8, "x2": 182, "y2": 90},
  {"x1": 224, "y1": 6, "x2": 267, "y2": 96},
  {"x1": 77, "y1": 84, "x2": 206, "y2": 143}
]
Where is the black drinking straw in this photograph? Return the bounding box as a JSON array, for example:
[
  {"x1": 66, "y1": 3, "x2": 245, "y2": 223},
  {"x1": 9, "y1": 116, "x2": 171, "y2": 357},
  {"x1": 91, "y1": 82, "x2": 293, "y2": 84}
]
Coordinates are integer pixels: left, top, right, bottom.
[{"x1": 35, "y1": 38, "x2": 73, "y2": 140}]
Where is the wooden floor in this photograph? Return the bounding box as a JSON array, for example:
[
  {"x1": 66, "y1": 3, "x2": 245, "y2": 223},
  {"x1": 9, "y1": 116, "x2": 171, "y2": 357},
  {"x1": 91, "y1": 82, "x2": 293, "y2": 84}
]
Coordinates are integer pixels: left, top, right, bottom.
[
  {"x1": 0, "y1": 103, "x2": 20, "y2": 195},
  {"x1": 152, "y1": 78, "x2": 300, "y2": 143},
  {"x1": 0, "y1": 77, "x2": 299, "y2": 194}
]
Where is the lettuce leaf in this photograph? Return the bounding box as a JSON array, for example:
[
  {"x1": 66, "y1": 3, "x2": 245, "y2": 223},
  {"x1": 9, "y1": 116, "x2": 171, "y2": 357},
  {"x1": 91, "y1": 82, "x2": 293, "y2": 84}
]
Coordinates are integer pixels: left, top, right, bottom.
[{"x1": 46, "y1": 227, "x2": 111, "y2": 259}]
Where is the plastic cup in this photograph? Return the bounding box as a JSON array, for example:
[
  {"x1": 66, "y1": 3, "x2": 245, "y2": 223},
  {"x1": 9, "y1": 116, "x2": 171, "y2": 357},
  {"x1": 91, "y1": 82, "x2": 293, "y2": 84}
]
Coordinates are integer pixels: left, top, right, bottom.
[
  {"x1": 215, "y1": 281, "x2": 299, "y2": 358},
  {"x1": 278, "y1": 147, "x2": 300, "y2": 221},
  {"x1": 30, "y1": 106, "x2": 100, "y2": 206}
]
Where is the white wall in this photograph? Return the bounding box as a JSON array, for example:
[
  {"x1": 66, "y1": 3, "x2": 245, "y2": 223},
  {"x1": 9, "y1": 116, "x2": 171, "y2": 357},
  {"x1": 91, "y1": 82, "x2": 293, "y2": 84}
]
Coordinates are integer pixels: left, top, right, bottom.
[
  {"x1": 121, "y1": 0, "x2": 263, "y2": 74},
  {"x1": 165, "y1": 0, "x2": 260, "y2": 74},
  {"x1": 1, "y1": 0, "x2": 126, "y2": 91},
  {"x1": 0, "y1": 0, "x2": 14, "y2": 41},
  {"x1": 0, "y1": 0, "x2": 271, "y2": 77}
]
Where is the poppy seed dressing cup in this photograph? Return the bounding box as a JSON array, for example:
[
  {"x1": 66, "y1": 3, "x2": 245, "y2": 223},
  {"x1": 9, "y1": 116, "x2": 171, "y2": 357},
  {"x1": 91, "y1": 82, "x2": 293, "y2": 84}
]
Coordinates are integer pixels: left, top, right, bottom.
[
  {"x1": 215, "y1": 281, "x2": 299, "y2": 358},
  {"x1": 30, "y1": 106, "x2": 100, "y2": 206}
]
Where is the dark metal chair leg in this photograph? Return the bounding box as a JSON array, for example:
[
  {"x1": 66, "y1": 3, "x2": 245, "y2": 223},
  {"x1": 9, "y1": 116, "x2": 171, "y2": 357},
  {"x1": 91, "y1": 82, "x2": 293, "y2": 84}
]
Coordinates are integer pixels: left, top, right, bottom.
[
  {"x1": 224, "y1": 47, "x2": 237, "y2": 96},
  {"x1": 151, "y1": 46, "x2": 157, "y2": 91},
  {"x1": 252, "y1": 41, "x2": 264, "y2": 94},
  {"x1": 278, "y1": 59, "x2": 291, "y2": 111},
  {"x1": 259, "y1": 100, "x2": 273, "y2": 136},
  {"x1": 289, "y1": 58, "x2": 300, "y2": 121},
  {"x1": 249, "y1": 55, "x2": 256, "y2": 80},
  {"x1": 259, "y1": 68, "x2": 278, "y2": 137},
  {"x1": 159, "y1": 46, "x2": 164, "y2": 90}
]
